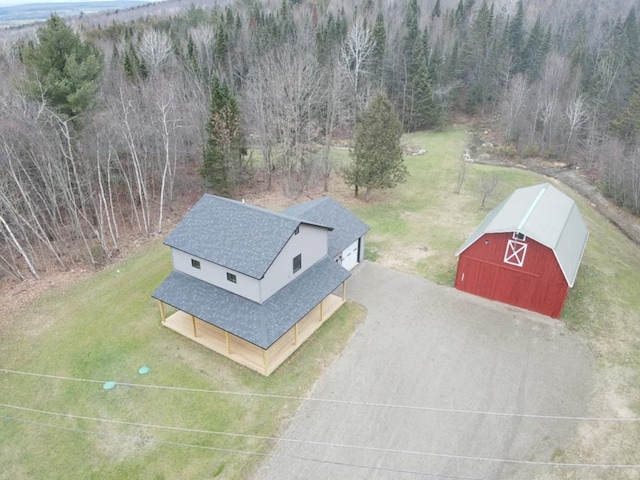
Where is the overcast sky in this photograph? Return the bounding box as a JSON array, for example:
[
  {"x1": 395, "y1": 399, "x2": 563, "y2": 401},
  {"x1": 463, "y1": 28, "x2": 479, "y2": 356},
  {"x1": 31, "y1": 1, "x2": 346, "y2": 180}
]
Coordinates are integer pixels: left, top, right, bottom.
[{"x1": 1, "y1": 0, "x2": 164, "y2": 6}]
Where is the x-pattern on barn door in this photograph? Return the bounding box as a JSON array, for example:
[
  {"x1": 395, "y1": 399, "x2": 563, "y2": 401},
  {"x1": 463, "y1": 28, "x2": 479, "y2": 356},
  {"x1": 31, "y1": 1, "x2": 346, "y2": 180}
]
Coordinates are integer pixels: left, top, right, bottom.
[{"x1": 504, "y1": 238, "x2": 527, "y2": 267}]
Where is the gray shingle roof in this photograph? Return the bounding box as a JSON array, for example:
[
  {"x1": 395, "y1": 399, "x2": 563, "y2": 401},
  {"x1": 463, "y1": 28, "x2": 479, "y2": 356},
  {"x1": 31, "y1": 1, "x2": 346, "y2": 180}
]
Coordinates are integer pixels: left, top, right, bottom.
[
  {"x1": 152, "y1": 256, "x2": 350, "y2": 349},
  {"x1": 283, "y1": 197, "x2": 371, "y2": 258},
  {"x1": 455, "y1": 183, "x2": 589, "y2": 287},
  {"x1": 163, "y1": 194, "x2": 331, "y2": 279}
]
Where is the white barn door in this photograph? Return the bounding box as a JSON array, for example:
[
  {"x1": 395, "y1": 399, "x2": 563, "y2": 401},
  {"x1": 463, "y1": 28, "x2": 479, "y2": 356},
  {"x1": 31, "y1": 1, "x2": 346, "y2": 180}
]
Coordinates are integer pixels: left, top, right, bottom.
[{"x1": 341, "y1": 240, "x2": 359, "y2": 271}]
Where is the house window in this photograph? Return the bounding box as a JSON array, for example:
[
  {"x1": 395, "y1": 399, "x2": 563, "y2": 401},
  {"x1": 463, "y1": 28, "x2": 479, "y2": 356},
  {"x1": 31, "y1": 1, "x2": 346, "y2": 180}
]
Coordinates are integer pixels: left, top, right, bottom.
[
  {"x1": 293, "y1": 254, "x2": 302, "y2": 273},
  {"x1": 191, "y1": 259, "x2": 201, "y2": 269},
  {"x1": 294, "y1": 225, "x2": 300, "y2": 235},
  {"x1": 513, "y1": 231, "x2": 526, "y2": 241},
  {"x1": 504, "y1": 240, "x2": 527, "y2": 267},
  {"x1": 226, "y1": 272, "x2": 237, "y2": 283}
]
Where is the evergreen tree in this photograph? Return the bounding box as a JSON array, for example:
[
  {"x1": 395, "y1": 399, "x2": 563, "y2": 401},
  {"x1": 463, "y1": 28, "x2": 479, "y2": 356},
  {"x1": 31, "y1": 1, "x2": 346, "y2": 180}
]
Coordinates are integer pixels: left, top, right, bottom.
[
  {"x1": 421, "y1": 27, "x2": 430, "y2": 65},
  {"x1": 21, "y1": 14, "x2": 103, "y2": 118},
  {"x1": 371, "y1": 11, "x2": 386, "y2": 89},
  {"x1": 612, "y1": 82, "x2": 640, "y2": 143},
  {"x1": 403, "y1": 0, "x2": 420, "y2": 59},
  {"x1": 508, "y1": 0, "x2": 525, "y2": 74},
  {"x1": 429, "y1": 38, "x2": 444, "y2": 86},
  {"x1": 342, "y1": 93, "x2": 407, "y2": 201},
  {"x1": 522, "y1": 17, "x2": 549, "y2": 82},
  {"x1": 215, "y1": 26, "x2": 228, "y2": 66},
  {"x1": 200, "y1": 77, "x2": 244, "y2": 196},
  {"x1": 407, "y1": 40, "x2": 439, "y2": 130},
  {"x1": 461, "y1": 0, "x2": 494, "y2": 112},
  {"x1": 432, "y1": 0, "x2": 441, "y2": 19},
  {"x1": 123, "y1": 42, "x2": 147, "y2": 81}
]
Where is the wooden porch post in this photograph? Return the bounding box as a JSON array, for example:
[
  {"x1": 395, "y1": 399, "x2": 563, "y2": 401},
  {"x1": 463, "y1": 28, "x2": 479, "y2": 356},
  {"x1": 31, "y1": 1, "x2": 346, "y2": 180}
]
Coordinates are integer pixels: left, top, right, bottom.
[
  {"x1": 319, "y1": 299, "x2": 324, "y2": 322},
  {"x1": 158, "y1": 301, "x2": 166, "y2": 323},
  {"x1": 342, "y1": 281, "x2": 346, "y2": 301},
  {"x1": 191, "y1": 315, "x2": 197, "y2": 337},
  {"x1": 294, "y1": 323, "x2": 299, "y2": 345},
  {"x1": 226, "y1": 332, "x2": 231, "y2": 355},
  {"x1": 263, "y1": 350, "x2": 268, "y2": 376}
]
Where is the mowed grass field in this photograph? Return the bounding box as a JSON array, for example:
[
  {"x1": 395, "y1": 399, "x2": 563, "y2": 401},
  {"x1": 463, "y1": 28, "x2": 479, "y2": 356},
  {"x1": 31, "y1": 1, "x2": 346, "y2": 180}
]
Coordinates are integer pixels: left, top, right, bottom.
[{"x1": 2, "y1": 128, "x2": 640, "y2": 478}]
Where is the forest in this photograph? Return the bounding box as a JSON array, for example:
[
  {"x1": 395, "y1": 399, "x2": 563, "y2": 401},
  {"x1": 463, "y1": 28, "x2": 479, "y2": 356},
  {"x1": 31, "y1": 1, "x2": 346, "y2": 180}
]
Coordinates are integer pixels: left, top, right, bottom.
[{"x1": 1, "y1": 0, "x2": 640, "y2": 280}]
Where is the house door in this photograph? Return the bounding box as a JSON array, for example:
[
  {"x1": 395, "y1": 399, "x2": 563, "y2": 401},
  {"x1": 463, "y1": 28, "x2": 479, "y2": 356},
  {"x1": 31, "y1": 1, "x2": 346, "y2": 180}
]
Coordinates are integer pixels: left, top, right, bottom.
[{"x1": 341, "y1": 240, "x2": 359, "y2": 270}]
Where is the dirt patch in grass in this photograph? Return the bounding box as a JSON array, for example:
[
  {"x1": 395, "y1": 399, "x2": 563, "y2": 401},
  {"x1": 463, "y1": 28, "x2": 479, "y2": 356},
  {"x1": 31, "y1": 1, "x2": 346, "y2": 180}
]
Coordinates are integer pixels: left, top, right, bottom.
[
  {"x1": 94, "y1": 422, "x2": 154, "y2": 461},
  {"x1": 377, "y1": 244, "x2": 433, "y2": 270}
]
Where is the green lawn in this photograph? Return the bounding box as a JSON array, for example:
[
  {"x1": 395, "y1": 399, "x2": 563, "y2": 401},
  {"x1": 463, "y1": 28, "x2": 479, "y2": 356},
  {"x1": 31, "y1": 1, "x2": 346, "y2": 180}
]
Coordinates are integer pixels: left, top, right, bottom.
[{"x1": 0, "y1": 242, "x2": 365, "y2": 479}]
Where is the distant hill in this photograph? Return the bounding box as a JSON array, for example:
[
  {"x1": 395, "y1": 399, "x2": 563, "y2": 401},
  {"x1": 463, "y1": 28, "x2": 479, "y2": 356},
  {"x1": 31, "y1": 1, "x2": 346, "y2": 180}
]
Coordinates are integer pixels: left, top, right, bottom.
[{"x1": 0, "y1": 1, "x2": 149, "y2": 26}]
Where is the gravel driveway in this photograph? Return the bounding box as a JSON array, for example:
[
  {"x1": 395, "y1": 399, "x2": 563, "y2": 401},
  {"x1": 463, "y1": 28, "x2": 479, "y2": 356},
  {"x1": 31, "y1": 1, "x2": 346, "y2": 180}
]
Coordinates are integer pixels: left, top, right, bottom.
[{"x1": 252, "y1": 262, "x2": 593, "y2": 479}]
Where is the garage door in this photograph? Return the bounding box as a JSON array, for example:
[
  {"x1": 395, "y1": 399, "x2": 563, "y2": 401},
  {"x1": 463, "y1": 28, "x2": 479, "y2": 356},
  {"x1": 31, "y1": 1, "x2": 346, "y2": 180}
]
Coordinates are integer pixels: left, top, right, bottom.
[{"x1": 341, "y1": 240, "x2": 359, "y2": 271}]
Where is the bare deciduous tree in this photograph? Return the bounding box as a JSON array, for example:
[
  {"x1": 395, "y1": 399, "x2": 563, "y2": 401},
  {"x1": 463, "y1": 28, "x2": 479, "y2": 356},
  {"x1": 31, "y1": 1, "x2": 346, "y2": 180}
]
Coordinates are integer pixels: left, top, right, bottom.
[
  {"x1": 339, "y1": 17, "x2": 375, "y2": 125},
  {"x1": 564, "y1": 94, "x2": 589, "y2": 161},
  {"x1": 139, "y1": 29, "x2": 172, "y2": 74}
]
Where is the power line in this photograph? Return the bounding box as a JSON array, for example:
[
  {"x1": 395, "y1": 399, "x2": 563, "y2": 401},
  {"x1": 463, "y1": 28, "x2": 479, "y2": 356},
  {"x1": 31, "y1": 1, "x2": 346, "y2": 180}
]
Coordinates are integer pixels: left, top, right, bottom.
[
  {"x1": 2, "y1": 403, "x2": 639, "y2": 469},
  {"x1": 0, "y1": 415, "x2": 490, "y2": 480},
  {"x1": 2, "y1": 368, "x2": 639, "y2": 422}
]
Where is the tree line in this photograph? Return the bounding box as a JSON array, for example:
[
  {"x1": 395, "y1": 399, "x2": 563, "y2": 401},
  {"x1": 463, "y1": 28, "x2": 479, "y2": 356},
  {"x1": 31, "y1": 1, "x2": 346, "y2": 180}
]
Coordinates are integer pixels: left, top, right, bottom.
[{"x1": 1, "y1": 0, "x2": 640, "y2": 280}]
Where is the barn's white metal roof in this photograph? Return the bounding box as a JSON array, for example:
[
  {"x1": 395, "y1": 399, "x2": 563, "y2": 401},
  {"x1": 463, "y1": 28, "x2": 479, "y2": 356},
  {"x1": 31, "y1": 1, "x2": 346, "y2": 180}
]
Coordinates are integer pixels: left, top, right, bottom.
[{"x1": 455, "y1": 183, "x2": 589, "y2": 287}]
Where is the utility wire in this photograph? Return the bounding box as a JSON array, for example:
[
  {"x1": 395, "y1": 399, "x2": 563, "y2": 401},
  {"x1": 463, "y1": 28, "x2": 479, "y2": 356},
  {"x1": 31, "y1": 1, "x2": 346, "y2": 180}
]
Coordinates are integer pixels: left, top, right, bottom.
[
  {"x1": 2, "y1": 368, "x2": 639, "y2": 422},
  {"x1": 1, "y1": 404, "x2": 639, "y2": 469},
  {"x1": 0, "y1": 414, "x2": 490, "y2": 480}
]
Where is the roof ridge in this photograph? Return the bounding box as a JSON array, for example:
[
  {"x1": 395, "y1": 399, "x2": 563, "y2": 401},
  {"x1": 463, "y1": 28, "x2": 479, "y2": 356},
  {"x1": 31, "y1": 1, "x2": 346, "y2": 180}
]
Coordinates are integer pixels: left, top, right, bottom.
[
  {"x1": 205, "y1": 194, "x2": 332, "y2": 230},
  {"x1": 517, "y1": 183, "x2": 549, "y2": 232}
]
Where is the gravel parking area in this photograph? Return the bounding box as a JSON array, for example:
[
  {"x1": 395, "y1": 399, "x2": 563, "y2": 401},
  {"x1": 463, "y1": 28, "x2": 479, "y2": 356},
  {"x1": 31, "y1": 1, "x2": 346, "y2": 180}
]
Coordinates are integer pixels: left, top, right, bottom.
[{"x1": 253, "y1": 261, "x2": 593, "y2": 479}]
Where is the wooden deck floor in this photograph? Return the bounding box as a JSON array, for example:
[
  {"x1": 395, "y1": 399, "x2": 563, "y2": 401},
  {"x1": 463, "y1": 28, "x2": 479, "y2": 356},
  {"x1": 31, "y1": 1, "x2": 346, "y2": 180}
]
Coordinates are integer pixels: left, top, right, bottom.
[{"x1": 161, "y1": 293, "x2": 345, "y2": 375}]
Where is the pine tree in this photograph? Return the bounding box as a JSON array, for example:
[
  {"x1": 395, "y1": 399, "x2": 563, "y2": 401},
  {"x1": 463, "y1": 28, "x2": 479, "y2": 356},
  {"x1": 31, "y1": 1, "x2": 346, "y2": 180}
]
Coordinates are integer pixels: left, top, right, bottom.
[
  {"x1": 432, "y1": 0, "x2": 441, "y2": 19},
  {"x1": 407, "y1": 40, "x2": 439, "y2": 130},
  {"x1": 200, "y1": 77, "x2": 244, "y2": 196},
  {"x1": 404, "y1": 0, "x2": 420, "y2": 59},
  {"x1": 342, "y1": 93, "x2": 407, "y2": 201},
  {"x1": 123, "y1": 42, "x2": 147, "y2": 81},
  {"x1": 462, "y1": 0, "x2": 494, "y2": 113},
  {"x1": 20, "y1": 14, "x2": 103, "y2": 118},
  {"x1": 411, "y1": 58, "x2": 439, "y2": 130},
  {"x1": 509, "y1": 0, "x2": 525, "y2": 74},
  {"x1": 371, "y1": 11, "x2": 386, "y2": 89}
]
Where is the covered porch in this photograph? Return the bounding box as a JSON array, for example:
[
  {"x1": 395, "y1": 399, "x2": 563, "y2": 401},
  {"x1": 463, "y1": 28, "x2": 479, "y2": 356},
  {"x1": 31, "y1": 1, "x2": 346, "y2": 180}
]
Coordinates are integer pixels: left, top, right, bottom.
[{"x1": 158, "y1": 289, "x2": 346, "y2": 376}]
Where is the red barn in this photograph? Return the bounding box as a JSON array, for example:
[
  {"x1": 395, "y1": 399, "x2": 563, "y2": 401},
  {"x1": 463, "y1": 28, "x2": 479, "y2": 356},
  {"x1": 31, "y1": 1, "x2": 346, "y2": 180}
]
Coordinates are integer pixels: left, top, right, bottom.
[{"x1": 455, "y1": 183, "x2": 588, "y2": 318}]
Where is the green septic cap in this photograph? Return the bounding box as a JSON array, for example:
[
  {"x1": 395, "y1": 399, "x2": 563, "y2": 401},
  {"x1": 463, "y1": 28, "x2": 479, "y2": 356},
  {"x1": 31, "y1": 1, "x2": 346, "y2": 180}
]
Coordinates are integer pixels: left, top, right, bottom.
[
  {"x1": 103, "y1": 381, "x2": 116, "y2": 390},
  {"x1": 138, "y1": 366, "x2": 150, "y2": 375}
]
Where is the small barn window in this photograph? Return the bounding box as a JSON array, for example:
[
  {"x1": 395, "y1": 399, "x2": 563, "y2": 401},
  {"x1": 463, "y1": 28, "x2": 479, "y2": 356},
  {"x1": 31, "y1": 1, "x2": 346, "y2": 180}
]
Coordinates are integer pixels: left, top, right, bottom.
[
  {"x1": 191, "y1": 259, "x2": 201, "y2": 269},
  {"x1": 513, "y1": 231, "x2": 526, "y2": 241},
  {"x1": 293, "y1": 254, "x2": 302, "y2": 273},
  {"x1": 226, "y1": 272, "x2": 237, "y2": 283},
  {"x1": 504, "y1": 240, "x2": 527, "y2": 267}
]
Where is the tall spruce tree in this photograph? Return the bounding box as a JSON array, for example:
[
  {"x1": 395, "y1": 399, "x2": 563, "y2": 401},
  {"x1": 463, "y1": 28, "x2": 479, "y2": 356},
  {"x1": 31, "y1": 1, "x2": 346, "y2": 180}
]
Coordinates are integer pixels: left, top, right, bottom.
[
  {"x1": 200, "y1": 77, "x2": 243, "y2": 196},
  {"x1": 21, "y1": 14, "x2": 103, "y2": 118},
  {"x1": 404, "y1": 0, "x2": 420, "y2": 58},
  {"x1": 432, "y1": 0, "x2": 441, "y2": 19},
  {"x1": 342, "y1": 93, "x2": 407, "y2": 201},
  {"x1": 371, "y1": 11, "x2": 387, "y2": 89},
  {"x1": 509, "y1": 0, "x2": 525, "y2": 74},
  {"x1": 407, "y1": 39, "x2": 439, "y2": 130}
]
